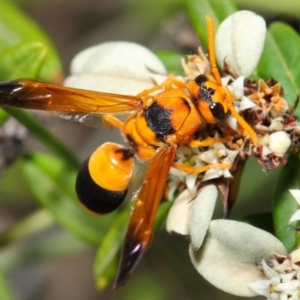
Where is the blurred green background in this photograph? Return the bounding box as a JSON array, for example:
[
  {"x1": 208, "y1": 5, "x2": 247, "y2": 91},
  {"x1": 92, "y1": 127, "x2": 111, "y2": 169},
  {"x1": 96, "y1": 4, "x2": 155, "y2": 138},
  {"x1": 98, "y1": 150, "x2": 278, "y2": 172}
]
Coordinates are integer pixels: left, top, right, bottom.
[{"x1": 1, "y1": 0, "x2": 300, "y2": 299}]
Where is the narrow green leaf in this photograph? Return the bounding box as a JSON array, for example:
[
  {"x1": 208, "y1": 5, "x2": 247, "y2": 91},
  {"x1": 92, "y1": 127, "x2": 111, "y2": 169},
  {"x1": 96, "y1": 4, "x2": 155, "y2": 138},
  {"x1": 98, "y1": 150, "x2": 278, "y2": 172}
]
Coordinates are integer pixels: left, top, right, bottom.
[
  {"x1": 94, "y1": 209, "x2": 129, "y2": 290},
  {"x1": 0, "y1": 109, "x2": 9, "y2": 126},
  {"x1": 0, "y1": 264, "x2": 15, "y2": 300},
  {"x1": 3, "y1": 107, "x2": 80, "y2": 169},
  {"x1": 154, "y1": 200, "x2": 173, "y2": 228},
  {"x1": 0, "y1": 41, "x2": 47, "y2": 80},
  {"x1": 257, "y1": 22, "x2": 300, "y2": 117},
  {"x1": 0, "y1": 210, "x2": 54, "y2": 247},
  {"x1": 21, "y1": 152, "x2": 117, "y2": 245},
  {"x1": 155, "y1": 50, "x2": 185, "y2": 75},
  {"x1": 273, "y1": 154, "x2": 300, "y2": 252},
  {"x1": 0, "y1": 0, "x2": 62, "y2": 81},
  {"x1": 184, "y1": 0, "x2": 237, "y2": 49},
  {"x1": 0, "y1": 229, "x2": 90, "y2": 272}
]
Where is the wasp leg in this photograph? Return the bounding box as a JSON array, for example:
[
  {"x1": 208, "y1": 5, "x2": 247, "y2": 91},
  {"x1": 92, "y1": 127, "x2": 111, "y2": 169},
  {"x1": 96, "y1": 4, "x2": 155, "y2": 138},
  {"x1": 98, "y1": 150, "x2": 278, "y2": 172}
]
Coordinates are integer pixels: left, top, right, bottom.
[
  {"x1": 188, "y1": 136, "x2": 231, "y2": 148},
  {"x1": 163, "y1": 77, "x2": 187, "y2": 91},
  {"x1": 224, "y1": 93, "x2": 259, "y2": 146},
  {"x1": 172, "y1": 162, "x2": 231, "y2": 175},
  {"x1": 102, "y1": 114, "x2": 124, "y2": 130},
  {"x1": 137, "y1": 76, "x2": 187, "y2": 98}
]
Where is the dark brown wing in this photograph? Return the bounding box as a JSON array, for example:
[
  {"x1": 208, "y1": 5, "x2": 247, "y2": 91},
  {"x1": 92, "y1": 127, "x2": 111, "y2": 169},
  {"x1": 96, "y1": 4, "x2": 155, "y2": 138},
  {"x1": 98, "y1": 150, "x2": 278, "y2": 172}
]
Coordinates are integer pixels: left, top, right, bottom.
[
  {"x1": 0, "y1": 80, "x2": 142, "y2": 114},
  {"x1": 114, "y1": 144, "x2": 176, "y2": 288}
]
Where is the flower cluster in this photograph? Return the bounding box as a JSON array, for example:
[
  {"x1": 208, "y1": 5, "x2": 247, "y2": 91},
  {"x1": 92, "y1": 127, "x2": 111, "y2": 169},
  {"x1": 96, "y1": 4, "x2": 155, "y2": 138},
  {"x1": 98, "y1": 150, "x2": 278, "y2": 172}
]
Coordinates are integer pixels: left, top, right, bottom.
[
  {"x1": 249, "y1": 252, "x2": 300, "y2": 299},
  {"x1": 165, "y1": 10, "x2": 300, "y2": 299}
]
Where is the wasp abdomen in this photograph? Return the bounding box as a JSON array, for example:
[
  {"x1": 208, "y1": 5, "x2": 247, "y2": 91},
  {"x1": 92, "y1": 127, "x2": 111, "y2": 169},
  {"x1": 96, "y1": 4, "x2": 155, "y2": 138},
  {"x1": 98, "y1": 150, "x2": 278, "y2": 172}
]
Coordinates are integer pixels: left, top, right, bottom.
[{"x1": 76, "y1": 143, "x2": 134, "y2": 214}]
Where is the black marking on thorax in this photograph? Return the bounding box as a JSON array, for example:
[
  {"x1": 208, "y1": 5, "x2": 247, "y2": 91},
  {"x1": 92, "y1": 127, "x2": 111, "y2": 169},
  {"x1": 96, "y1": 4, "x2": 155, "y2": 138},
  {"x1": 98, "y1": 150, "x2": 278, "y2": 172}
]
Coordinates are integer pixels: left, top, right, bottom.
[
  {"x1": 199, "y1": 81, "x2": 215, "y2": 106},
  {"x1": 144, "y1": 102, "x2": 175, "y2": 140}
]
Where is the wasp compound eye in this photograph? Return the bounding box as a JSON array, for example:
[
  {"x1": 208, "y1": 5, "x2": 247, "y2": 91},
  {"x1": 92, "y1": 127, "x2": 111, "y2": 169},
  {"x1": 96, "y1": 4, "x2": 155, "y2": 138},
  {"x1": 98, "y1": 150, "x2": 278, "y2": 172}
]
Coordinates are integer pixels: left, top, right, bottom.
[
  {"x1": 210, "y1": 102, "x2": 230, "y2": 121},
  {"x1": 195, "y1": 74, "x2": 209, "y2": 86}
]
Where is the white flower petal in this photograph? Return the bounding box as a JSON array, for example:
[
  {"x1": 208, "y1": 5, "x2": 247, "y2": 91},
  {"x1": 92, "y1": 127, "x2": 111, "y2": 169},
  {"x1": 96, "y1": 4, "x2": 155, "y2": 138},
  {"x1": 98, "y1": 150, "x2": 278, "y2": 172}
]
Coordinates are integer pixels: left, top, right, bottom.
[
  {"x1": 226, "y1": 114, "x2": 237, "y2": 130},
  {"x1": 276, "y1": 280, "x2": 300, "y2": 293},
  {"x1": 202, "y1": 168, "x2": 224, "y2": 181},
  {"x1": 199, "y1": 149, "x2": 218, "y2": 164},
  {"x1": 166, "y1": 189, "x2": 194, "y2": 235},
  {"x1": 188, "y1": 185, "x2": 218, "y2": 249},
  {"x1": 185, "y1": 174, "x2": 197, "y2": 192},
  {"x1": 64, "y1": 41, "x2": 166, "y2": 94},
  {"x1": 289, "y1": 210, "x2": 300, "y2": 223},
  {"x1": 189, "y1": 220, "x2": 287, "y2": 297},
  {"x1": 290, "y1": 190, "x2": 300, "y2": 205},
  {"x1": 280, "y1": 292, "x2": 288, "y2": 300},
  {"x1": 280, "y1": 272, "x2": 295, "y2": 283},
  {"x1": 239, "y1": 96, "x2": 257, "y2": 110},
  {"x1": 291, "y1": 248, "x2": 300, "y2": 271},
  {"x1": 248, "y1": 279, "x2": 270, "y2": 296},
  {"x1": 262, "y1": 260, "x2": 280, "y2": 279},
  {"x1": 216, "y1": 10, "x2": 266, "y2": 77},
  {"x1": 271, "y1": 293, "x2": 281, "y2": 300},
  {"x1": 230, "y1": 76, "x2": 244, "y2": 94}
]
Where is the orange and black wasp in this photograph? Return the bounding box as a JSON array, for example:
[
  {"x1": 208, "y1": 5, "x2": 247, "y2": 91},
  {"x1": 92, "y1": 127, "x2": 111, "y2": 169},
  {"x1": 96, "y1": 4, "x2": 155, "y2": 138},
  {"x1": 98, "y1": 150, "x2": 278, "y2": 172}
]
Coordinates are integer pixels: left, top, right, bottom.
[{"x1": 0, "y1": 16, "x2": 258, "y2": 288}]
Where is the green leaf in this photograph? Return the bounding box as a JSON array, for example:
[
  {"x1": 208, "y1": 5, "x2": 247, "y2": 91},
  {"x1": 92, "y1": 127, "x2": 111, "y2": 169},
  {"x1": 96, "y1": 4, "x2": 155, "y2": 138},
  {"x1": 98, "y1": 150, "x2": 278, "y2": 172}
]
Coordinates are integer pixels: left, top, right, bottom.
[
  {"x1": 273, "y1": 154, "x2": 300, "y2": 252},
  {"x1": 0, "y1": 229, "x2": 90, "y2": 272},
  {"x1": 0, "y1": 264, "x2": 15, "y2": 300},
  {"x1": 0, "y1": 41, "x2": 47, "y2": 80},
  {"x1": 257, "y1": 22, "x2": 300, "y2": 118},
  {"x1": 0, "y1": 210, "x2": 54, "y2": 247},
  {"x1": 0, "y1": 0, "x2": 62, "y2": 81},
  {"x1": 0, "y1": 109, "x2": 9, "y2": 126},
  {"x1": 155, "y1": 50, "x2": 185, "y2": 75},
  {"x1": 94, "y1": 210, "x2": 129, "y2": 290},
  {"x1": 154, "y1": 200, "x2": 173, "y2": 228},
  {"x1": 3, "y1": 107, "x2": 80, "y2": 169},
  {"x1": 184, "y1": 0, "x2": 237, "y2": 49},
  {"x1": 21, "y1": 152, "x2": 117, "y2": 245}
]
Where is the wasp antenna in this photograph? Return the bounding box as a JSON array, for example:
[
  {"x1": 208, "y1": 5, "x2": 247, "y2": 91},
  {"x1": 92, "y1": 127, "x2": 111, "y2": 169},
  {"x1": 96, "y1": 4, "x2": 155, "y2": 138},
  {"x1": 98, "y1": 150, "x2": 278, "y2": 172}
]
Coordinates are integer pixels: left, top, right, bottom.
[{"x1": 205, "y1": 15, "x2": 222, "y2": 86}]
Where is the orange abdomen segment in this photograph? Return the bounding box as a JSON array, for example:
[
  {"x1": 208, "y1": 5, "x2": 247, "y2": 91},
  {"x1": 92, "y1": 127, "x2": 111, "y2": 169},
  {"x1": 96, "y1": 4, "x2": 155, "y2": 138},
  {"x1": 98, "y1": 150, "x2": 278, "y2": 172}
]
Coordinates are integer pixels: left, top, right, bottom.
[{"x1": 76, "y1": 143, "x2": 134, "y2": 214}]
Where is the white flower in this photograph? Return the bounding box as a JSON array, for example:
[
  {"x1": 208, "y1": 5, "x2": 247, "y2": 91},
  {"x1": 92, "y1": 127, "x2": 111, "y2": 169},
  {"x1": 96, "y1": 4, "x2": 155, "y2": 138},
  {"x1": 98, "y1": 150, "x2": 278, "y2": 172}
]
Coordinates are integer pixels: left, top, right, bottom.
[
  {"x1": 199, "y1": 143, "x2": 239, "y2": 181},
  {"x1": 190, "y1": 220, "x2": 287, "y2": 297},
  {"x1": 289, "y1": 190, "x2": 300, "y2": 223},
  {"x1": 166, "y1": 185, "x2": 218, "y2": 249},
  {"x1": 215, "y1": 10, "x2": 266, "y2": 77},
  {"x1": 249, "y1": 250, "x2": 300, "y2": 299},
  {"x1": 64, "y1": 41, "x2": 166, "y2": 94}
]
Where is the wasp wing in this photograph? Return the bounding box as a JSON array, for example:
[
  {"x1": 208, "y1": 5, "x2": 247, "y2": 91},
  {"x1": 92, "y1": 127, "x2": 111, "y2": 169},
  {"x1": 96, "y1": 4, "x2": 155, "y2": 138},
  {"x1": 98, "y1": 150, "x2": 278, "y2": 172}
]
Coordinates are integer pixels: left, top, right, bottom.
[
  {"x1": 0, "y1": 80, "x2": 142, "y2": 115},
  {"x1": 114, "y1": 144, "x2": 176, "y2": 288}
]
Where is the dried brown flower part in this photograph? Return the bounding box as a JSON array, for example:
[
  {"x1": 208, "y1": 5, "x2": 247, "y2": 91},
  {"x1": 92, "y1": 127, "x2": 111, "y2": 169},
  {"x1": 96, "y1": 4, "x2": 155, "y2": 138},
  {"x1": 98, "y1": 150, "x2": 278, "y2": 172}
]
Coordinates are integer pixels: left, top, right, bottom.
[
  {"x1": 241, "y1": 79, "x2": 300, "y2": 170},
  {"x1": 181, "y1": 47, "x2": 211, "y2": 79},
  {"x1": 248, "y1": 79, "x2": 289, "y2": 117}
]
